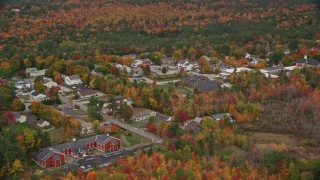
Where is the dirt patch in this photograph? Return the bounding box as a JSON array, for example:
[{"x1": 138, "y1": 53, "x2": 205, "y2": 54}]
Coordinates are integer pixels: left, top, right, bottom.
[
  {"x1": 64, "y1": 155, "x2": 77, "y2": 164},
  {"x1": 249, "y1": 132, "x2": 320, "y2": 160}
]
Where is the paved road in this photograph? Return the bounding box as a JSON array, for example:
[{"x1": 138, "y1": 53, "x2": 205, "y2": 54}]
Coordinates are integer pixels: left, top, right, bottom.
[
  {"x1": 59, "y1": 86, "x2": 164, "y2": 144},
  {"x1": 103, "y1": 114, "x2": 164, "y2": 143}
]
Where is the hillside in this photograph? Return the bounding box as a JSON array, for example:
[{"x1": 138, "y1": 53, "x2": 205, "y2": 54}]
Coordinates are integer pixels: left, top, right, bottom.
[{"x1": 0, "y1": 0, "x2": 319, "y2": 60}]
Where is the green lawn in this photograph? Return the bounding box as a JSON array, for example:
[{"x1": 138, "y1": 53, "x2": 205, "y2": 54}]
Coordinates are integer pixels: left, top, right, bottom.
[
  {"x1": 47, "y1": 128, "x2": 71, "y2": 145},
  {"x1": 19, "y1": 95, "x2": 30, "y2": 100},
  {"x1": 217, "y1": 146, "x2": 247, "y2": 161},
  {"x1": 146, "y1": 74, "x2": 182, "y2": 82},
  {"x1": 128, "y1": 119, "x2": 149, "y2": 128},
  {"x1": 155, "y1": 84, "x2": 193, "y2": 95},
  {"x1": 116, "y1": 131, "x2": 151, "y2": 147}
]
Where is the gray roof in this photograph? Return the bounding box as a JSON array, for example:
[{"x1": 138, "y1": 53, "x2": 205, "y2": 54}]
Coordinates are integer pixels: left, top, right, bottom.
[
  {"x1": 194, "y1": 117, "x2": 202, "y2": 124},
  {"x1": 68, "y1": 74, "x2": 81, "y2": 80},
  {"x1": 102, "y1": 95, "x2": 123, "y2": 103},
  {"x1": 211, "y1": 113, "x2": 231, "y2": 120},
  {"x1": 96, "y1": 135, "x2": 113, "y2": 145},
  {"x1": 22, "y1": 88, "x2": 33, "y2": 93},
  {"x1": 296, "y1": 58, "x2": 319, "y2": 66},
  {"x1": 12, "y1": 112, "x2": 23, "y2": 119},
  {"x1": 196, "y1": 80, "x2": 219, "y2": 92},
  {"x1": 262, "y1": 66, "x2": 284, "y2": 72},
  {"x1": 178, "y1": 59, "x2": 187, "y2": 64},
  {"x1": 31, "y1": 91, "x2": 40, "y2": 96},
  {"x1": 37, "y1": 119, "x2": 46, "y2": 125},
  {"x1": 78, "y1": 89, "x2": 97, "y2": 97},
  {"x1": 35, "y1": 148, "x2": 62, "y2": 161}
]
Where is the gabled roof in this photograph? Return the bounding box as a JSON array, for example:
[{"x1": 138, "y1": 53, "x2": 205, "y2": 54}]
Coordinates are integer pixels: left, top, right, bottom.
[
  {"x1": 96, "y1": 135, "x2": 113, "y2": 145},
  {"x1": 36, "y1": 148, "x2": 63, "y2": 161},
  {"x1": 12, "y1": 112, "x2": 24, "y2": 119},
  {"x1": 78, "y1": 89, "x2": 97, "y2": 97},
  {"x1": 22, "y1": 88, "x2": 33, "y2": 93},
  {"x1": 194, "y1": 117, "x2": 202, "y2": 124},
  {"x1": 102, "y1": 95, "x2": 123, "y2": 103},
  {"x1": 296, "y1": 58, "x2": 319, "y2": 66},
  {"x1": 37, "y1": 119, "x2": 49, "y2": 125},
  {"x1": 34, "y1": 135, "x2": 119, "y2": 162},
  {"x1": 185, "y1": 121, "x2": 201, "y2": 132},
  {"x1": 31, "y1": 91, "x2": 40, "y2": 96},
  {"x1": 132, "y1": 108, "x2": 155, "y2": 119}
]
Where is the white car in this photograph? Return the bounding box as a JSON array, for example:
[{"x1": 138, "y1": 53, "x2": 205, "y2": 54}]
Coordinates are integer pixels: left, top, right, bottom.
[{"x1": 166, "y1": 117, "x2": 172, "y2": 122}]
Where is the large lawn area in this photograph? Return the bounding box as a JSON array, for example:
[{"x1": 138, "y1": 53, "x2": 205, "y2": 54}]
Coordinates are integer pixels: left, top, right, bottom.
[
  {"x1": 155, "y1": 84, "x2": 193, "y2": 95},
  {"x1": 146, "y1": 74, "x2": 182, "y2": 82},
  {"x1": 115, "y1": 131, "x2": 151, "y2": 148},
  {"x1": 47, "y1": 128, "x2": 72, "y2": 145},
  {"x1": 217, "y1": 146, "x2": 248, "y2": 161}
]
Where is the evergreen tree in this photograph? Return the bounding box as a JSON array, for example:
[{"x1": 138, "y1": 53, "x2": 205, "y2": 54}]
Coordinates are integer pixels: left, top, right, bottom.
[{"x1": 208, "y1": 132, "x2": 215, "y2": 156}]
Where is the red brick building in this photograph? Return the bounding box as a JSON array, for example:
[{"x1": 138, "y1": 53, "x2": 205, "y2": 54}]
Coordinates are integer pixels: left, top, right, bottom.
[{"x1": 33, "y1": 134, "x2": 121, "y2": 168}]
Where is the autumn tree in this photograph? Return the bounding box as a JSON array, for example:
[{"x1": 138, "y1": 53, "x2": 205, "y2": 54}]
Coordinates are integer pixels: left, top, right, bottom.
[
  {"x1": 10, "y1": 99, "x2": 26, "y2": 112},
  {"x1": 87, "y1": 96, "x2": 102, "y2": 120},
  {"x1": 34, "y1": 80, "x2": 46, "y2": 94},
  {"x1": 122, "y1": 105, "x2": 133, "y2": 122},
  {"x1": 198, "y1": 57, "x2": 212, "y2": 73},
  {"x1": 93, "y1": 120, "x2": 100, "y2": 133},
  {"x1": 10, "y1": 159, "x2": 23, "y2": 176}
]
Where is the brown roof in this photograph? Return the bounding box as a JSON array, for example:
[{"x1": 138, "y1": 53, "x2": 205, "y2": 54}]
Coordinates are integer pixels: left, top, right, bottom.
[{"x1": 78, "y1": 89, "x2": 97, "y2": 97}]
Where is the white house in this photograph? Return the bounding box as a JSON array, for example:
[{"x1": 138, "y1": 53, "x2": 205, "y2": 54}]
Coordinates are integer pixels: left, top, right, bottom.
[
  {"x1": 19, "y1": 88, "x2": 33, "y2": 96},
  {"x1": 131, "y1": 60, "x2": 142, "y2": 68},
  {"x1": 77, "y1": 89, "x2": 97, "y2": 99},
  {"x1": 123, "y1": 98, "x2": 133, "y2": 106},
  {"x1": 222, "y1": 67, "x2": 252, "y2": 75},
  {"x1": 122, "y1": 65, "x2": 132, "y2": 73},
  {"x1": 132, "y1": 108, "x2": 156, "y2": 121},
  {"x1": 64, "y1": 74, "x2": 82, "y2": 86},
  {"x1": 44, "y1": 81, "x2": 58, "y2": 88},
  {"x1": 177, "y1": 59, "x2": 194, "y2": 71},
  {"x1": 37, "y1": 120, "x2": 50, "y2": 127},
  {"x1": 15, "y1": 81, "x2": 31, "y2": 90},
  {"x1": 13, "y1": 112, "x2": 27, "y2": 123},
  {"x1": 26, "y1": 68, "x2": 46, "y2": 77},
  {"x1": 30, "y1": 91, "x2": 46, "y2": 100}
]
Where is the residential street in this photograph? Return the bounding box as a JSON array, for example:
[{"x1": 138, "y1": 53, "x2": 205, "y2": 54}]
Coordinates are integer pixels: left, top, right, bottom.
[
  {"x1": 103, "y1": 114, "x2": 164, "y2": 143},
  {"x1": 59, "y1": 93, "x2": 164, "y2": 143}
]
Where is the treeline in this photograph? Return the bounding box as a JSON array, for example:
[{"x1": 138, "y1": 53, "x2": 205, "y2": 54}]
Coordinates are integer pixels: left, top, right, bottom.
[{"x1": 0, "y1": 0, "x2": 319, "y2": 62}]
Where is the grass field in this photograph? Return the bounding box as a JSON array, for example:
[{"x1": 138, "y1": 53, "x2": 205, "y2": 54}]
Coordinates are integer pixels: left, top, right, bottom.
[
  {"x1": 129, "y1": 119, "x2": 149, "y2": 128},
  {"x1": 155, "y1": 84, "x2": 193, "y2": 95},
  {"x1": 146, "y1": 74, "x2": 184, "y2": 82},
  {"x1": 116, "y1": 131, "x2": 151, "y2": 147},
  {"x1": 217, "y1": 146, "x2": 248, "y2": 161},
  {"x1": 47, "y1": 128, "x2": 71, "y2": 145}
]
